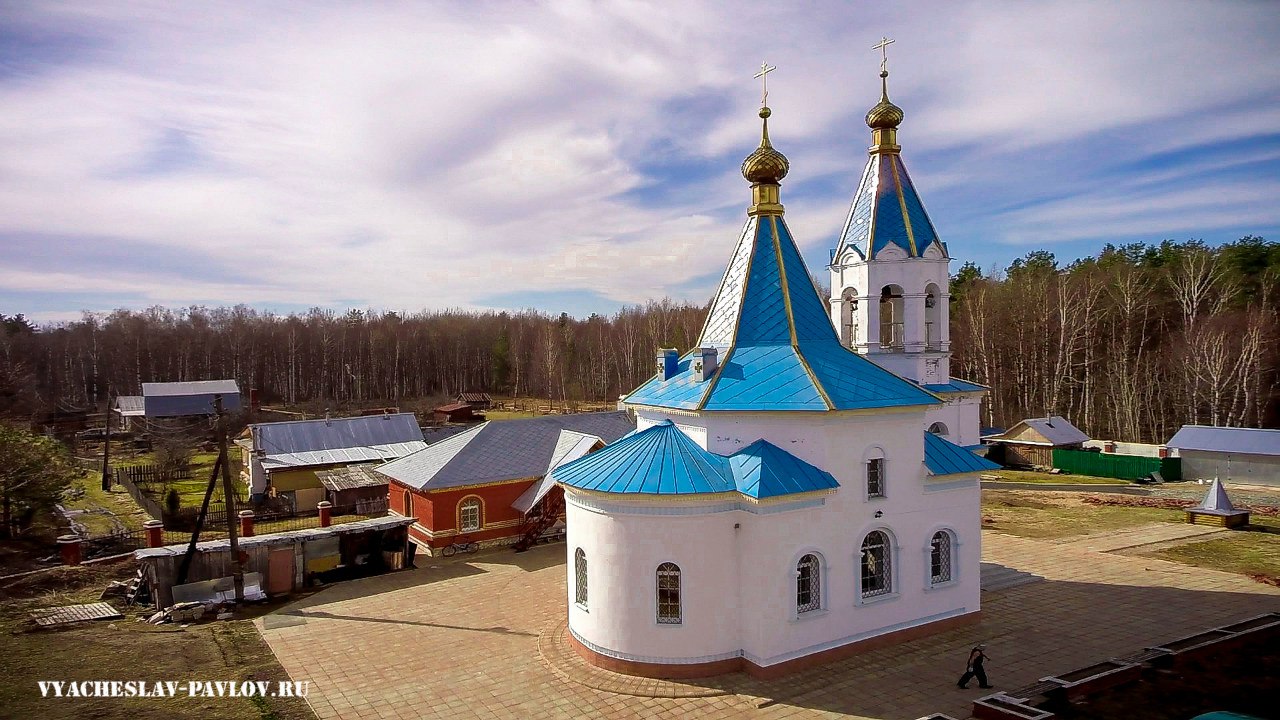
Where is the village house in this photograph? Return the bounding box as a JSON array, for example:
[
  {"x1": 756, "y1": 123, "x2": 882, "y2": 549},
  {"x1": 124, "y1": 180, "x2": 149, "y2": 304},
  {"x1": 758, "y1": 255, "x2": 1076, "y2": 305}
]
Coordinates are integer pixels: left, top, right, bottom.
[
  {"x1": 237, "y1": 412, "x2": 426, "y2": 511},
  {"x1": 983, "y1": 415, "x2": 1090, "y2": 468},
  {"x1": 375, "y1": 412, "x2": 634, "y2": 554}
]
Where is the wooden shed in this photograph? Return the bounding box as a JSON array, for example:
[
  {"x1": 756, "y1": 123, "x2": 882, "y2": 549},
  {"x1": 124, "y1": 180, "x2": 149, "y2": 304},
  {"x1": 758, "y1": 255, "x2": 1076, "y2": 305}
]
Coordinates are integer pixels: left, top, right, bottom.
[
  {"x1": 456, "y1": 392, "x2": 493, "y2": 410},
  {"x1": 434, "y1": 402, "x2": 482, "y2": 424},
  {"x1": 133, "y1": 516, "x2": 416, "y2": 609},
  {"x1": 985, "y1": 415, "x2": 1090, "y2": 468},
  {"x1": 316, "y1": 465, "x2": 390, "y2": 511}
]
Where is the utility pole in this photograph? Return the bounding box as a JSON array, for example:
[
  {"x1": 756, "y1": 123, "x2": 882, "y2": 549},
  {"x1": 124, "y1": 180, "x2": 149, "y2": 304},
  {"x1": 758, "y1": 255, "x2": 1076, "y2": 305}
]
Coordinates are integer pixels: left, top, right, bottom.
[
  {"x1": 100, "y1": 392, "x2": 112, "y2": 492},
  {"x1": 215, "y1": 394, "x2": 245, "y2": 602}
]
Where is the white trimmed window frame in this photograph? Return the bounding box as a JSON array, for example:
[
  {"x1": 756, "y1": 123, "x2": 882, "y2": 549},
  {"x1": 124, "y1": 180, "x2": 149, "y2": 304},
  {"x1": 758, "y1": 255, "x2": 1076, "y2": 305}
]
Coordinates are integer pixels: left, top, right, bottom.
[
  {"x1": 655, "y1": 562, "x2": 682, "y2": 626},
  {"x1": 863, "y1": 446, "x2": 887, "y2": 500},
  {"x1": 923, "y1": 527, "x2": 961, "y2": 590},
  {"x1": 789, "y1": 550, "x2": 828, "y2": 621},
  {"x1": 574, "y1": 547, "x2": 588, "y2": 610},
  {"x1": 458, "y1": 496, "x2": 483, "y2": 533},
  {"x1": 855, "y1": 528, "x2": 899, "y2": 605}
]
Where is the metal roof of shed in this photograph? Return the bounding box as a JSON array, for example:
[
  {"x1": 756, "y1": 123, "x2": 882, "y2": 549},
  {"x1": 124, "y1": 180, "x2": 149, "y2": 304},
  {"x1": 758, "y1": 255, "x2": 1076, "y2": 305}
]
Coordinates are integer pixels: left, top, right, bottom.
[
  {"x1": 142, "y1": 380, "x2": 240, "y2": 397},
  {"x1": 251, "y1": 413, "x2": 424, "y2": 455},
  {"x1": 316, "y1": 465, "x2": 391, "y2": 492},
  {"x1": 114, "y1": 396, "x2": 145, "y2": 416},
  {"x1": 1168, "y1": 425, "x2": 1280, "y2": 456},
  {"x1": 133, "y1": 516, "x2": 414, "y2": 558}
]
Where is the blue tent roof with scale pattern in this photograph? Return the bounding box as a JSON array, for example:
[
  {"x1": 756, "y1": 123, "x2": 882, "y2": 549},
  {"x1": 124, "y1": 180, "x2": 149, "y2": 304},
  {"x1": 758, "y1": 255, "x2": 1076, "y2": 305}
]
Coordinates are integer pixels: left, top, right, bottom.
[{"x1": 624, "y1": 213, "x2": 939, "y2": 412}]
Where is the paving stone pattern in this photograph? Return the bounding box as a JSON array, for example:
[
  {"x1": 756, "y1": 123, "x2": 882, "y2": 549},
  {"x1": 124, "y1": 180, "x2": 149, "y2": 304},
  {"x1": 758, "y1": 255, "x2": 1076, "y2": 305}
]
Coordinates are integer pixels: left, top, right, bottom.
[{"x1": 258, "y1": 531, "x2": 1280, "y2": 720}]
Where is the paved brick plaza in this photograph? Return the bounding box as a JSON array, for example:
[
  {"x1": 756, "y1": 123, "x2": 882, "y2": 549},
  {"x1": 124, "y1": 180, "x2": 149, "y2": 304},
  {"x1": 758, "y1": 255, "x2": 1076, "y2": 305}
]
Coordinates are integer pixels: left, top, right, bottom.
[{"x1": 257, "y1": 529, "x2": 1280, "y2": 720}]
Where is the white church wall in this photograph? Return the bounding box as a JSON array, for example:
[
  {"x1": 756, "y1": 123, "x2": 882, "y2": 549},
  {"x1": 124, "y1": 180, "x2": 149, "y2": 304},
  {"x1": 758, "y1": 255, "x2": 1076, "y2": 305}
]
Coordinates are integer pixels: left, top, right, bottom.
[
  {"x1": 924, "y1": 396, "x2": 982, "y2": 447},
  {"x1": 565, "y1": 491, "x2": 742, "y2": 663}
]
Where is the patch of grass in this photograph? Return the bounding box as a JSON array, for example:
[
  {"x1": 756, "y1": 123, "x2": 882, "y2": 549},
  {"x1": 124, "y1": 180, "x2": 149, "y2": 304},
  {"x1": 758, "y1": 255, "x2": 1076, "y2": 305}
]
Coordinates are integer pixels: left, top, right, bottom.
[
  {"x1": 990, "y1": 469, "x2": 1130, "y2": 485},
  {"x1": 64, "y1": 473, "x2": 150, "y2": 533},
  {"x1": 981, "y1": 490, "x2": 1183, "y2": 539},
  {"x1": 1148, "y1": 529, "x2": 1280, "y2": 581},
  {"x1": 0, "y1": 566, "x2": 313, "y2": 720}
]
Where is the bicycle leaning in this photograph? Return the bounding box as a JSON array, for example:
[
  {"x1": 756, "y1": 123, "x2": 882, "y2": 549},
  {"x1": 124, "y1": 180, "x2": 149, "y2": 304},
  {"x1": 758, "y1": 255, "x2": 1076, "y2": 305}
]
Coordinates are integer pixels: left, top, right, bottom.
[{"x1": 441, "y1": 537, "x2": 480, "y2": 557}]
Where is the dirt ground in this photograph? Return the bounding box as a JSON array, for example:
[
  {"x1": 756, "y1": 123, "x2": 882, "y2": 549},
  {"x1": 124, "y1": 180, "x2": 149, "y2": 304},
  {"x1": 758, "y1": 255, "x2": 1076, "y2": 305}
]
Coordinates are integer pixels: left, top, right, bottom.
[{"x1": 0, "y1": 563, "x2": 313, "y2": 720}]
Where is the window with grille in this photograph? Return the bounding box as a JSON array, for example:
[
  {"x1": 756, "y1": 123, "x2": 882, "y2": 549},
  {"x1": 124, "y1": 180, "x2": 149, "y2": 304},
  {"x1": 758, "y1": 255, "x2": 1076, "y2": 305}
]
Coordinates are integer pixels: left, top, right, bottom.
[
  {"x1": 796, "y1": 554, "x2": 821, "y2": 613},
  {"x1": 656, "y1": 563, "x2": 681, "y2": 624},
  {"x1": 459, "y1": 498, "x2": 482, "y2": 532},
  {"x1": 861, "y1": 531, "x2": 892, "y2": 598},
  {"x1": 574, "y1": 548, "x2": 588, "y2": 607},
  {"x1": 867, "y1": 457, "x2": 885, "y2": 498},
  {"x1": 931, "y1": 531, "x2": 952, "y2": 585}
]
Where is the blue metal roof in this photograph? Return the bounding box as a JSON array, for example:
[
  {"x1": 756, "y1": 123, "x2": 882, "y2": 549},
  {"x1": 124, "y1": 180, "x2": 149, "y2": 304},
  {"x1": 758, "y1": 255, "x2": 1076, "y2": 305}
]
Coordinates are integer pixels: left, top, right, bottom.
[
  {"x1": 551, "y1": 421, "x2": 733, "y2": 495},
  {"x1": 836, "y1": 152, "x2": 943, "y2": 260},
  {"x1": 924, "y1": 431, "x2": 1001, "y2": 476},
  {"x1": 624, "y1": 214, "x2": 939, "y2": 413},
  {"x1": 923, "y1": 378, "x2": 988, "y2": 394},
  {"x1": 1167, "y1": 425, "x2": 1280, "y2": 456},
  {"x1": 728, "y1": 439, "x2": 839, "y2": 499},
  {"x1": 552, "y1": 421, "x2": 840, "y2": 498}
]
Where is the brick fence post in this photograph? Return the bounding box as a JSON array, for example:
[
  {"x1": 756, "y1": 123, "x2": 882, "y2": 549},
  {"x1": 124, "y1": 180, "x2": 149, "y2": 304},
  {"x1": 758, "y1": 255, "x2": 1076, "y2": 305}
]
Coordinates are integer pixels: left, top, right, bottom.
[
  {"x1": 239, "y1": 509, "x2": 255, "y2": 537},
  {"x1": 144, "y1": 519, "x2": 164, "y2": 548},
  {"x1": 57, "y1": 535, "x2": 82, "y2": 566},
  {"x1": 317, "y1": 501, "x2": 332, "y2": 528}
]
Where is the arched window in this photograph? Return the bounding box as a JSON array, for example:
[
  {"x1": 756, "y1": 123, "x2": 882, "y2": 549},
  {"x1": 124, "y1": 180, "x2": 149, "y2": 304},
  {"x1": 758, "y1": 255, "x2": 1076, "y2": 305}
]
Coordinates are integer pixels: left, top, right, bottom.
[
  {"x1": 879, "y1": 284, "x2": 904, "y2": 350},
  {"x1": 866, "y1": 449, "x2": 886, "y2": 498},
  {"x1": 930, "y1": 531, "x2": 953, "y2": 585},
  {"x1": 796, "y1": 554, "x2": 821, "y2": 613},
  {"x1": 861, "y1": 531, "x2": 892, "y2": 598},
  {"x1": 402, "y1": 489, "x2": 413, "y2": 517},
  {"x1": 928, "y1": 422, "x2": 949, "y2": 437},
  {"x1": 458, "y1": 497, "x2": 482, "y2": 532},
  {"x1": 925, "y1": 282, "x2": 943, "y2": 350},
  {"x1": 840, "y1": 287, "x2": 860, "y2": 347},
  {"x1": 656, "y1": 563, "x2": 681, "y2": 624},
  {"x1": 574, "y1": 548, "x2": 588, "y2": 607}
]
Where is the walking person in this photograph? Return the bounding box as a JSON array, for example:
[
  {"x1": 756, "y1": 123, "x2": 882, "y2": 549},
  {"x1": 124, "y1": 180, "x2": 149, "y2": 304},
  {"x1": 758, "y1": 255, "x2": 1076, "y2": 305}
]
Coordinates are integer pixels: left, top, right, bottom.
[{"x1": 957, "y1": 644, "x2": 993, "y2": 689}]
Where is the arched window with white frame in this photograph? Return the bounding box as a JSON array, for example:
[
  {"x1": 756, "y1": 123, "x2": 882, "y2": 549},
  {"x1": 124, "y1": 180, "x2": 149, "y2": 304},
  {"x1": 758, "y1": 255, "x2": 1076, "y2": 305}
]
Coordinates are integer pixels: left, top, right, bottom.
[
  {"x1": 861, "y1": 531, "x2": 892, "y2": 598},
  {"x1": 458, "y1": 497, "x2": 482, "y2": 532},
  {"x1": 574, "y1": 548, "x2": 588, "y2": 607},
  {"x1": 865, "y1": 448, "x2": 886, "y2": 498},
  {"x1": 656, "y1": 563, "x2": 681, "y2": 624},
  {"x1": 930, "y1": 530, "x2": 953, "y2": 585},
  {"x1": 796, "y1": 554, "x2": 821, "y2": 613},
  {"x1": 928, "y1": 422, "x2": 948, "y2": 437}
]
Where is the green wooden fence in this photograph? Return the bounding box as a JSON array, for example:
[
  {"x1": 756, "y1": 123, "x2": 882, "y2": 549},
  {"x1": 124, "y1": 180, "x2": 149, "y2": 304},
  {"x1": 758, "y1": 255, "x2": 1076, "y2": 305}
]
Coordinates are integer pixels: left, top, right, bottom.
[{"x1": 1052, "y1": 449, "x2": 1182, "y2": 482}]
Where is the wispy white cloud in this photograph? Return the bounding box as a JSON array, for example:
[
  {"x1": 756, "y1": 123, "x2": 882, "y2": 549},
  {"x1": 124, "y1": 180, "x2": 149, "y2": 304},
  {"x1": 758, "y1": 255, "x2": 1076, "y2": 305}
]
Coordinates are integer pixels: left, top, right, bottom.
[{"x1": 2, "y1": 0, "x2": 1278, "y2": 323}]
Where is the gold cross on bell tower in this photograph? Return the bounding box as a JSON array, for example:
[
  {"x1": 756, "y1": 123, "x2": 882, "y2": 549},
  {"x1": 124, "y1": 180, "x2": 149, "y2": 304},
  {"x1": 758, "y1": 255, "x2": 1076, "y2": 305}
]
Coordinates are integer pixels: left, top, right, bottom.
[
  {"x1": 873, "y1": 36, "x2": 895, "y2": 74},
  {"x1": 754, "y1": 61, "x2": 777, "y2": 107}
]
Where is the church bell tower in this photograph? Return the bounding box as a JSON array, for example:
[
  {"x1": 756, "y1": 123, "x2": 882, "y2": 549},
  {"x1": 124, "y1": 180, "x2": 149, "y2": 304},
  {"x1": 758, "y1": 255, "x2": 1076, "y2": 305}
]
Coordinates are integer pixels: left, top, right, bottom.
[{"x1": 829, "y1": 44, "x2": 952, "y2": 386}]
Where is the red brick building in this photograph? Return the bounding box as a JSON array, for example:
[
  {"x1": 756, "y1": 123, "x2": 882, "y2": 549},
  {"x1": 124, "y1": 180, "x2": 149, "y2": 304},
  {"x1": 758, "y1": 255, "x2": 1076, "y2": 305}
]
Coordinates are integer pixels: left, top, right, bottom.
[{"x1": 376, "y1": 412, "x2": 633, "y2": 555}]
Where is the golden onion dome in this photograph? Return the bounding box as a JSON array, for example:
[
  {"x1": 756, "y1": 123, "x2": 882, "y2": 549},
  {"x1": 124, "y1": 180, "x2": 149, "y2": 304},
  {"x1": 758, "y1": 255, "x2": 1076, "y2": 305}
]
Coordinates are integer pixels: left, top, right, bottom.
[
  {"x1": 741, "y1": 106, "x2": 790, "y2": 184},
  {"x1": 865, "y1": 70, "x2": 904, "y2": 130}
]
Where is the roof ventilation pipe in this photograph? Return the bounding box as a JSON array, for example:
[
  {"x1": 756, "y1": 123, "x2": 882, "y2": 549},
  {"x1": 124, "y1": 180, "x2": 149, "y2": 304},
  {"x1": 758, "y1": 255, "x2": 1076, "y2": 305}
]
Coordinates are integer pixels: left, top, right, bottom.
[
  {"x1": 656, "y1": 348, "x2": 679, "y2": 381},
  {"x1": 693, "y1": 347, "x2": 718, "y2": 382}
]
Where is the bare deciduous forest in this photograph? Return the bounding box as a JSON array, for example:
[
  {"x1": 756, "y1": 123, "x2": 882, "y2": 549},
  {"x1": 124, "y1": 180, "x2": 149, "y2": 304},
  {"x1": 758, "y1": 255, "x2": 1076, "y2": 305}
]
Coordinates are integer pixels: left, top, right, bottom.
[{"x1": 2, "y1": 237, "x2": 1276, "y2": 443}]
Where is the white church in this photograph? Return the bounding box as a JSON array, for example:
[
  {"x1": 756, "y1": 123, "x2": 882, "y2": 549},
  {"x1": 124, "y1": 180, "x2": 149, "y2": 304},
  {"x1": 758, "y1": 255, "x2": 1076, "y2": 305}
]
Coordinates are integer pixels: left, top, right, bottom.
[{"x1": 549, "y1": 58, "x2": 997, "y2": 680}]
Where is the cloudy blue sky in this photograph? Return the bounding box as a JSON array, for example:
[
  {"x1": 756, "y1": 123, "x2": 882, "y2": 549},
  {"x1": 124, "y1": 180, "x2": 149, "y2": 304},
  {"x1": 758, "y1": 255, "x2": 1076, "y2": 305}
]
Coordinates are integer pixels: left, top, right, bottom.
[{"x1": 3, "y1": 1, "x2": 1279, "y2": 323}]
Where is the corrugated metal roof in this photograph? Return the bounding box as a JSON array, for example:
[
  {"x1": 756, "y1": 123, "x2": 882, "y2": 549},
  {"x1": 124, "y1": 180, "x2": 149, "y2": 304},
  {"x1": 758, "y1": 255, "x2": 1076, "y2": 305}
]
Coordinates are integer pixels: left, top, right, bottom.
[
  {"x1": 924, "y1": 431, "x2": 1001, "y2": 476},
  {"x1": 552, "y1": 421, "x2": 839, "y2": 498},
  {"x1": 260, "y1": 441, "x2": 427, "y2": 470},
  {"x1": 624, "y1": 215, "x2": 939, "y2": 413},
  {"x1": 990, "y1": 416, "x2": 1089, "y2": 446},
  {"x1": 142, "y1": 380, "x2": 240, "y2": 397},
  {"x1": 376, "y1": 412, "x2": 635, "y2": 491},
  {"x1": 923, "y1": 378, "x2": 988, "y2": 394},
  {"x1": 316, "y1": 465, "x2": 388, "y2": 492},
  {"x1": 835, "y1": 152, "x2": 944, "y2": 260},
  {"x1": 1189, "y1": 478, "x2": 1247, "y2": 515},
  {"x1": 728, "y1": 439, "x2": 839, "y2": 499},
  {"x1": 134, "y1": 516, "x2": 414, "y2": 557},
  {"x1": 251, "y1": 413, "x2": 424, "y2": 455},
  {"x1": 1167, "y1": 425, "x2": 1280, "y2": 456},
  {"x1": 114, "y1": 396, "x2": 145, "y2": 415}
]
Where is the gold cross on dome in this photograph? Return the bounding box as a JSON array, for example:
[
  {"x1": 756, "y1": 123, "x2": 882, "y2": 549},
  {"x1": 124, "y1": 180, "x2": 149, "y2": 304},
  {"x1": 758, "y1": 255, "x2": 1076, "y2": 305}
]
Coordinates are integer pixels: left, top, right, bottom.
[
  {"x1": 754, "y1": 61, "x2": 776, "y2": 106},
  {"x1": 873, "y1": 36, "x2": 895, "y2": 73}
]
